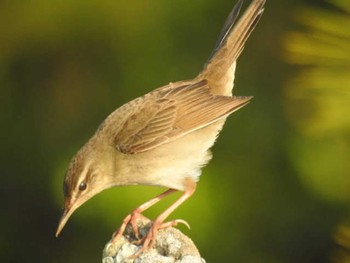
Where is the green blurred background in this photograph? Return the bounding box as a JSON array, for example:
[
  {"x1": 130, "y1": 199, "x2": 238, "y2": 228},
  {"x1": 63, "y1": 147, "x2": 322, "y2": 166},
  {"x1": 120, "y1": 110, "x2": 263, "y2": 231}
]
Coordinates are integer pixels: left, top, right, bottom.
[{"x1": 1, "y1": 0, "x2": 350, "y2": 262}]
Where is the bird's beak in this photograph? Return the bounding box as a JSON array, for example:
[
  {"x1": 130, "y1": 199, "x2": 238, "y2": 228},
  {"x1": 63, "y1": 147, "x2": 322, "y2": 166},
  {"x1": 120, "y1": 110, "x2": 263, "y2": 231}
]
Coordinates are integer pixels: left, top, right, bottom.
[
  {"x1": 55, "y1": 184, "x2": 104, "y2": 237},
  {"x1": 55, "y1": 199, "x2": 76, "y2": 237}
]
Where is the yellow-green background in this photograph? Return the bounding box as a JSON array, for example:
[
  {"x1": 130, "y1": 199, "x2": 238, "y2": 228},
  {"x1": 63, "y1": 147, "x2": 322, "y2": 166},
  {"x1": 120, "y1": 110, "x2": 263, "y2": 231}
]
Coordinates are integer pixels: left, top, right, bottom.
[{"x1": 1, "y1": 0, "x2": 349, "y2": 262}]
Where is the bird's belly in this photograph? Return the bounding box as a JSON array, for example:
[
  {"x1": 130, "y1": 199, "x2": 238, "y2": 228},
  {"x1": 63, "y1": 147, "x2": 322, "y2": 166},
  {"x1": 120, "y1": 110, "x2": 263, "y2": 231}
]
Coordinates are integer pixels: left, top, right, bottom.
[{"x1": 126, "y1": 119, "x2": 226, "y2": 191}]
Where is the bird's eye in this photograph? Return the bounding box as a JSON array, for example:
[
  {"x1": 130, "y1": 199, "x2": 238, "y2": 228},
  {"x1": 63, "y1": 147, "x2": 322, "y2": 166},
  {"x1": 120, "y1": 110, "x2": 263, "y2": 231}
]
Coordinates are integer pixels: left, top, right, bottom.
[{"x1": 78, "y1": 182, "x2": 87, "y2": 191}]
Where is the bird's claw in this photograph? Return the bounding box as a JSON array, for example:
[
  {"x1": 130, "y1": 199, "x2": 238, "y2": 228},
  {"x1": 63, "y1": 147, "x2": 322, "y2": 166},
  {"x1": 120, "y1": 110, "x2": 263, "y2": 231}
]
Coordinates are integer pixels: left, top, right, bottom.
[
  {"x1": 129, "y1": 218, "x2": 191, "y2": 259},
  {"x1": 159, "y1": 218, "x2": 191, "y2": 230},
  {"x1": 111, "y1": 210, "x2": 149, "y2": 242}
]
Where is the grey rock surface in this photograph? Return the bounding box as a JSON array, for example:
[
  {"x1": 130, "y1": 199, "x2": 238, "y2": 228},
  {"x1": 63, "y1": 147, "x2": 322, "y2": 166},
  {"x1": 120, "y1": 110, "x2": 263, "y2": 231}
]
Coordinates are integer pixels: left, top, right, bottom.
[{"x1": 102, "y1": 218, "x2": 205, "y2": 263}]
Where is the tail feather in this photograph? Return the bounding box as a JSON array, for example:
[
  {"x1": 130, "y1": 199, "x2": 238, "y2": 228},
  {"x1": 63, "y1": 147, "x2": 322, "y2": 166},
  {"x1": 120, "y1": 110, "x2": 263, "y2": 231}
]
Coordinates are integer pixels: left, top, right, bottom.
[
  {"x1": 208, "y1": 0, "x2": 244, "y2": 61},
  {"x1": 199, "y1": 0, "x2": 265, "y2": 95}
]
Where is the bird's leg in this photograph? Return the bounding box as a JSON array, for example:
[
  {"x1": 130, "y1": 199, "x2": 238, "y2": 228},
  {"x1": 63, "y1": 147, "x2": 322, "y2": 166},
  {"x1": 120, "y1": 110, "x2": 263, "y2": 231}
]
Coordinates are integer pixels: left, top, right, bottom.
[
  {"x1": 112, "y1": 188, "x2": 177, "y2": 242},
  {"x1": 132, "y1": 178, "x2": 197, "y2": 258}
]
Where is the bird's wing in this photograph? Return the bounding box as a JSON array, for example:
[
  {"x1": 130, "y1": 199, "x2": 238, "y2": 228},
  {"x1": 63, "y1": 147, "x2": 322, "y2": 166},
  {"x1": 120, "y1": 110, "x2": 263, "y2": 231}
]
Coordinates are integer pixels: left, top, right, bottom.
[{"x1": 114, "y1": 80, "x2": 251, "y2": 154}]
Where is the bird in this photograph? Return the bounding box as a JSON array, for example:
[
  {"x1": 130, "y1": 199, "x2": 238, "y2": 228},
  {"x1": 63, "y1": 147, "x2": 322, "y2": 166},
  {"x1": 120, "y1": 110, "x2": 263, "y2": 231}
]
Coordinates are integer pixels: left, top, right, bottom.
[{"x1": 56, "y1": 0, "x2": 265, "y2": 255}]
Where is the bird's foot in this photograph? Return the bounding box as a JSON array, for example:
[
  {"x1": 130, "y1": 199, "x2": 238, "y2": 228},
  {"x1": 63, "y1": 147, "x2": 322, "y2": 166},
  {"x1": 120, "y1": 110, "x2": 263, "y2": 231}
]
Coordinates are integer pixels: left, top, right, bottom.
[
  {"x1": 111, "y1": 210, "x2": 149, "y2": 242},
  {"x1": 130, "y1": 218, "x2": 191, "y2": 258}
]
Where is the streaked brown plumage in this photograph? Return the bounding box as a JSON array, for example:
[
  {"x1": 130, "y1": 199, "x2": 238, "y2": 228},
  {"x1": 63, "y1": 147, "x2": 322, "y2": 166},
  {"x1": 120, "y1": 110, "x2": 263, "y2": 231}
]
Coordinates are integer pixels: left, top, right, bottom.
[{"x1": 56, "y1": 0, "x2": 265, "y2": 255}]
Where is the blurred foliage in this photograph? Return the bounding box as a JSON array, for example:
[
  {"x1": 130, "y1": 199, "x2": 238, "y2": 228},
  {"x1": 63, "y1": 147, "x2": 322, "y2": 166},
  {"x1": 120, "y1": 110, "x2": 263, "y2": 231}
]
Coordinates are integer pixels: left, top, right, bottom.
[
  {"x1": 1, "y1": 0, "x2": 349, "y2": 262},
  {"x1": 283, "y1": 0, "x2": 350, "y2": 262},
  {"x1": 284, "y1": 0, "x2": 350, "y2": 203},
  {"x1": 333, "y1": 222, "x2": 350, "y2": 262}
]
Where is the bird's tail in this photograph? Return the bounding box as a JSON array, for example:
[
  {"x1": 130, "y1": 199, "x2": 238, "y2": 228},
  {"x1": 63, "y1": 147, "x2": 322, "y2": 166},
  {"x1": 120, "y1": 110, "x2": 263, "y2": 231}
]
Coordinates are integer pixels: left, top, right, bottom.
[{"x1": 198, "y1": 0, "x2": 265, "y2": 95}]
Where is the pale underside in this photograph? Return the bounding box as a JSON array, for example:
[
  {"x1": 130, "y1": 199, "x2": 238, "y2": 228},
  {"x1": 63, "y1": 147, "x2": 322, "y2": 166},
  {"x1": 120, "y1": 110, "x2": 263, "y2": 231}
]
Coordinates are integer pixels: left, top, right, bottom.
[{"x1": 94, "y1": 79, "x2": 251, "y2": 190}]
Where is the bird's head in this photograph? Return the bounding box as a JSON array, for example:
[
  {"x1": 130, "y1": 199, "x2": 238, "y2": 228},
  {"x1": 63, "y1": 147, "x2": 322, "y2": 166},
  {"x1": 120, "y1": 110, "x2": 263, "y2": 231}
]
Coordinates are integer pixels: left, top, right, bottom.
[{"x1": 55, "y1": 146, "x2": 114, "y2": 237}]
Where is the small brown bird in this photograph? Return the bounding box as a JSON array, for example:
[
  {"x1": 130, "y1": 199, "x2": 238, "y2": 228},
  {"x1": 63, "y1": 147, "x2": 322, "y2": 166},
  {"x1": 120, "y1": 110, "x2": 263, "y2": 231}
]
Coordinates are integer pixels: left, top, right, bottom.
[{"x1": 56, "y1": 0, "x2": 265, "y2": 254}]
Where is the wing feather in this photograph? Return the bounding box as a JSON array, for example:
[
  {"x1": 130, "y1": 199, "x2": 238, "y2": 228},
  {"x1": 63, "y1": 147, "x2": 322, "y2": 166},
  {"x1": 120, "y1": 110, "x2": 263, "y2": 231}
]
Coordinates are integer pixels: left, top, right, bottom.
[{"x1": 115, "y1": 80, "x2": 251, "y2": 154}]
